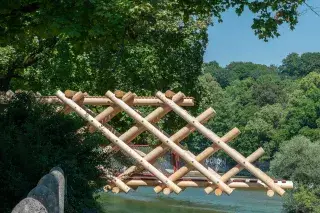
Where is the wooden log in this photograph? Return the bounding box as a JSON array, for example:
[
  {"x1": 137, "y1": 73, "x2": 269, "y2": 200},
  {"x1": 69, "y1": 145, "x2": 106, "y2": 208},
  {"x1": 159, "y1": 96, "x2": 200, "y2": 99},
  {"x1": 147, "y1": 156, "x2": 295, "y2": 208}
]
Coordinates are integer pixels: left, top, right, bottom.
[
  {"x1": 154, "y1": 128, "x2": 240, "y2": 194},
  {"x1": 105, "y1": 91, "x2": 233, "y2": 195},
  {"x1": 98, "y1": 165, "x2": 131, "y2": 193},
  {"x1": 117, "y1": 108, "x2": 215, "y2": 181},
  {"x1": 156, "y1": 91, "x2": 286, "y2": 196},
  {"x1": 64, "y1": 90, "x2": 77, "y2": 98},
  {"x1": 104, "y1": 93, "x2": 185, "y2": 153},
  {"x1": 112, "y1": 187, "x2": 121, "y2": 194},
  {"x1": 64, "y1": 91, "x2": 85, "y2": 114},
  {"x1": 38, "y1": 96, "x2": 195, "y2": 106},
  {"x1": 103, "y1": 185, "x2": 113, "y2": 192},
  {"x1": 88, "y1": 92, "x2": 135, "y2": 133},
  {"x1": 165, "y1": 90, "x2": 175, "y2": 99},
  {"x1": 123, "y1": 179, "x2": 293, "y2": 190},
  {"x1": 214, "y1": 188, "x2": 223, "y2": 196},
  {"x1": 56, "y1": 90, "x2": 182, "y2": 194},
  {"x1": 267, "y1": 189, "x2": 275, "y2": 197},
  {"x1": 82, "y1": 105, "x2": 96, "y2": 117},
  {"x1": 115, "y1": 90, "x2": 126, "y2": 98},
  {"x1": 204, "y1": 147, "x2": 265, "y2": 194},
  {"x1": 6, "y1": 90, "x2": 14, "y2": 98}
]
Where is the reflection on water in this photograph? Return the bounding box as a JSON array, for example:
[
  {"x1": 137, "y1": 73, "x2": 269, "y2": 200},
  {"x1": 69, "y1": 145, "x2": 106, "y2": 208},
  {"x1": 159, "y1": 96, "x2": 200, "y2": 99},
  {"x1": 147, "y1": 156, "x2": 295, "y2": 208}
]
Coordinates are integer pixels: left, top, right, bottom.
[{"x1": 97, "y1": 188, "x2": 283, "y2": 213}]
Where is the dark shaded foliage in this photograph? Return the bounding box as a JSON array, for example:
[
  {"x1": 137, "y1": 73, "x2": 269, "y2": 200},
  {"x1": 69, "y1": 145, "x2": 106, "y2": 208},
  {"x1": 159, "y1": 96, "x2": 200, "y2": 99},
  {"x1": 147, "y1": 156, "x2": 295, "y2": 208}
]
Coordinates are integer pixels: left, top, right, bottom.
[{"x1": 0, "y1": 93, "x2": 108, "y2": 212}]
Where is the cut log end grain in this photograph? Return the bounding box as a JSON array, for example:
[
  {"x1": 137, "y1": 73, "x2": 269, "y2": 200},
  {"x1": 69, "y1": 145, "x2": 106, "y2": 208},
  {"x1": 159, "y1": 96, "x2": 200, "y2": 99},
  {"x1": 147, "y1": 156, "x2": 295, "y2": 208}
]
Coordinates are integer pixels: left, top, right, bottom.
[
  {"x1": 115, "y1": 90, "x2": 126, "y2": 98},
  {"x1": 165, "y1": 90, "x2": 176, "y2": 99},
  {"x1": 64, "y1": 90, "x2": 77, "y2": 98}
]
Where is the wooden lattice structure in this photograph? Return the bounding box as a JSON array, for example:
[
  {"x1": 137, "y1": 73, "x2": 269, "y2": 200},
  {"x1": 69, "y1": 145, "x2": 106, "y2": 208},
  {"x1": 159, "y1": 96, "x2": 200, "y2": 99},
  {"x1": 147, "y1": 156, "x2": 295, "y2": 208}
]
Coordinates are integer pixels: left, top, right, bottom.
[{"x1": 36, "y1": 90, "x2": 292, "y2": 197}]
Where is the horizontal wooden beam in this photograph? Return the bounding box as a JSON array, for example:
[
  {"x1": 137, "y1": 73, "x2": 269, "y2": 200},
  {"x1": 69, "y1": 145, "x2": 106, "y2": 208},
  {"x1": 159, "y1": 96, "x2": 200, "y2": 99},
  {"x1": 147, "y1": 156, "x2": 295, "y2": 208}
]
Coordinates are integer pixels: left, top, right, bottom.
[
  {"x1": 88, "y1": 92, "x2": 135, "y2": 133},
  {"x1": 111, "y1": 179, "x2": 293, "y2": 193},
  {"x1": 56, "y1": 90, "x2": 182, "y2": 194},
  {"x1": 117, "y1": 108, "x2": 215, "y2": 181},
  {"x1": 154, "y1": 128, "x2": 240, "y2": 194},
  {"x1": 156, "y1": 91, "x2": 286, "y2": 196},
  {"x1": 38, "y1": 96, "x2": 194, "y2": 106},
  {"x1": 204, "y1": 147, "x2": 265, "y2": 195},
  {"x1": 106, "y1": 91, "x2": 233, "y2": 195},
  {"x1": 102, "y1": 92, "x2": 185, "y2": 154}
]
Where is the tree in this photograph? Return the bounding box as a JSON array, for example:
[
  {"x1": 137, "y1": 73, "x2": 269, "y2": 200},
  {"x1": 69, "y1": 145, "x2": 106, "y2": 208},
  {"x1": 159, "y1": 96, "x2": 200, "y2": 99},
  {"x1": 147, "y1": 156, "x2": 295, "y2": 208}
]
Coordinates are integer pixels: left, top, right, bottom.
[
  {"x1": 203, "y1": 61, "x2": 237, "y2": 88},
  {"x1": 281, "y1": 72, "x2": 320, "y2": 141},
  {"x1": 280, "y1": 52, "x2": 320, "y2": 78},
  {"x1": 0, "y1": 93, "x2": 109, "y2": 212},
  {"x1": 183, "y1": 73, "x2": 234, "y2": 153},
  {"x1": 270, "y1": 136, "x2": 320, "y2": 213},
  {"x1": 252, "y1": 74, "x2": 286, "y2": 106},
  {"x1": 0, "y1": 0, "x2": 307, "y2": 92},
  {"x1": 226, "y1": 62, "x2": 276, "y2": 80}
]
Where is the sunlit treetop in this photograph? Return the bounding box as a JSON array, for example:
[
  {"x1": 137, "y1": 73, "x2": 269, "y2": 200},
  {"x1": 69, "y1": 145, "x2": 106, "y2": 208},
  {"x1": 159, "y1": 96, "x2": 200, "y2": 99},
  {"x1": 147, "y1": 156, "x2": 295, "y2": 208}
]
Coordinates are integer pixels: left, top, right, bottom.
[{"x1": 0, "y1": 0, "x2": 306, "y2": 44}]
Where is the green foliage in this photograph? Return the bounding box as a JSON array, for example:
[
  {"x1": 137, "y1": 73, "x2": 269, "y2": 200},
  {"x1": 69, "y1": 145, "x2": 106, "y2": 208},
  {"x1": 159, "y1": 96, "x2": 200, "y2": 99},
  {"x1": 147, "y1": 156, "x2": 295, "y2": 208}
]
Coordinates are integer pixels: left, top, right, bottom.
[
  {"x1": 270, "y1": 136, "x2": 320, "y2": 184},
  {"x1": 203, "y1": 61, "x2": 277, "y2": 88},
  {"x1": 280, "y1": 52, "x2": 320, "y2": 78},
  {"x1": 203, "y1": 61, "x2": 237, "y2": 88},
  {"x1": 252, "y1": 74, "x2": 286, "y2": 106},
  {"x1": 0, "y1": 1, "x2": 315, "y2": 211},
  {"x1": 0, "y1": 0, "x2": 306, "y2": 93},
  {"x1": 270, "y1": 136, "x2": 320, "y2": 213},
  {"x1": 184, "y1": 73, "x2": 232, "y2": 153},
  {"x1": 196, "y1": 55, "x2": 320, "y2": 161},
  {"x1": 226, "y1": 62, "x2": 276, "y2": 80},
  {"x1": 0, "y1": 93, "x2": 108, "y2": 212}
]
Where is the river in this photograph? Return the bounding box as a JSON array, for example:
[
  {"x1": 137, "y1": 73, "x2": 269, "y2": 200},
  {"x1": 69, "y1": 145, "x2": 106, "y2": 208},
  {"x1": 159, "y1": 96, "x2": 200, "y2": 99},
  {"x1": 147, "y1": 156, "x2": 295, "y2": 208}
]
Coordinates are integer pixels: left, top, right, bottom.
[{"x1": 97, "y1": 187, "x2": 283, "y2": 213}]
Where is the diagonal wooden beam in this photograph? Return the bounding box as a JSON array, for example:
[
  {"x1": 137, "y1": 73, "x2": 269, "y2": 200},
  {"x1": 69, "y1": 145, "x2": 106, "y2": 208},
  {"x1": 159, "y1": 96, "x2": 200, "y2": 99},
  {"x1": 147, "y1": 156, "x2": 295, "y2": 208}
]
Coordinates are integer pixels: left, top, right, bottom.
[
  {"x1": 205, "y1": 147, "x2": 265, "y2": 195},
  {"x1": 102, "y1": 92, "x2": 185, "y2": 154},
  {"x1": 56, "y1": 90, "x2": 182, "y2": 194},
  {"x1": 88, "y1": 92, "x2": 135, "y2": 133},
  {"x1": 117, "y1": 108, "x2": 215, "y2": 181},
  {"x1": 97, "y1": 165, "x2": 132, "y2": 193},
  {"x1": 156, "y1": 91, "x2": 286, "y2": 196},
  {"x1": 63, "y1": 91, "x2": 85, "y2": 114},
  {"x1": 105, "y1": 91, "x2": 233, "y2": 195},
  {"x1": 155, "y1": 128, "x2": 240, "y2": 194}
]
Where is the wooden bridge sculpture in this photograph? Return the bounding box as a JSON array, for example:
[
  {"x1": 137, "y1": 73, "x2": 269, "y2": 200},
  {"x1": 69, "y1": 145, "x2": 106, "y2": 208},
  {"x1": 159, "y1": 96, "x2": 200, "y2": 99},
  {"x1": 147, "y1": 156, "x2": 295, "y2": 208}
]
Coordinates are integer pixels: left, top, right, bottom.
[{"x1": 38, "y1": 90, "x2": 292, "y2": 197}]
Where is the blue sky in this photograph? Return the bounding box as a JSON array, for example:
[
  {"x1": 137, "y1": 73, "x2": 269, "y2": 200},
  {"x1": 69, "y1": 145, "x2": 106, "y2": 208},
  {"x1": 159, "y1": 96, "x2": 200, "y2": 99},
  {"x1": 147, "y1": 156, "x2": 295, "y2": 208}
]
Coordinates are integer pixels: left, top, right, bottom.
[{"x1": 204, "y1": 1, "x2": 320, "y2": 67}]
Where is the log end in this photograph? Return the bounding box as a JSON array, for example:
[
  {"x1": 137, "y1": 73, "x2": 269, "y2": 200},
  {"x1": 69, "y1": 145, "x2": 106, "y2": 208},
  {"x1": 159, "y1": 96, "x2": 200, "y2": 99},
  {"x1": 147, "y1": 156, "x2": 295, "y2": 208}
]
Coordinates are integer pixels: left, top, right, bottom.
[
  {"x1": 153, "y1": 186, "x2": 163, "y2": 194},
  {"x1": 65, "y1": 90, "x2": 76, "y2": 98},
  {"x1": 214, "y1": 188, "x2": 223, "y2": 196},
  {"x1": 112, "y1": 187, "x2": 121, "y2": 194},
  {"x1": 267, "y1": 189, "x2": 275, "y2": 197},
  {"x1": 163, "y1": 187, "x2": 172, "y2": 195},
  {"x1": 115, "y1": 90, "x2": 126, "y2": 98},
  {"x1": 103, "y1": 185, "x2": 112, "y2": 192},
  {"x1": 204, "y1": 187, "x2": 213, "y2": 194},
  {"x1": 165, "y1": 90, "x2": 176, "y2": 99}
]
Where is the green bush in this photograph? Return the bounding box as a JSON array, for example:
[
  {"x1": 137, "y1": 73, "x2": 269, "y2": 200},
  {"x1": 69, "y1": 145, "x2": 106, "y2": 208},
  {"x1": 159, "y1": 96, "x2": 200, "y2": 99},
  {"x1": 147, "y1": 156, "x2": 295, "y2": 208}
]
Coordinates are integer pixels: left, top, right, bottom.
[
  {"x1": 0, "y1": 93, "x2": 108, "y2": 212},
  {"x1": 270, "y1": 135, "x2": 320, "y2": 212}
]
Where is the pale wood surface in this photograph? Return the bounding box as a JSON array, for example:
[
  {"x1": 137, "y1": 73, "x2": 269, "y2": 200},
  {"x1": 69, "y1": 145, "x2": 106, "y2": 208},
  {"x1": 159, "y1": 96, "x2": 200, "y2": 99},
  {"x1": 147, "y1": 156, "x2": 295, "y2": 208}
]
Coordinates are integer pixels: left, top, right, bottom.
[
  {"x1": 56, "y1": 90, "x2": 182, "y2": 194},
  {"x1": 154, "y1": 128, "x2": 240, "y2": 194},
  {"x1": 204, "y1": 147, "x2": 265, "y2": 194},
  {"x1": 102, "y1": 93, "x2": 185, "y2": 154},
  {"x1": 117, "y1": 108, "x2": 215, "y2": 182},
  {"x1": 106, "y1": 91, "x2": 233, "y2": 195},
  {"x1": 156, "y1": 91, "x2": 286, "y2": 196},
  {"x1": 88, "y1": 92, "x2": 135, "y2": 133}
]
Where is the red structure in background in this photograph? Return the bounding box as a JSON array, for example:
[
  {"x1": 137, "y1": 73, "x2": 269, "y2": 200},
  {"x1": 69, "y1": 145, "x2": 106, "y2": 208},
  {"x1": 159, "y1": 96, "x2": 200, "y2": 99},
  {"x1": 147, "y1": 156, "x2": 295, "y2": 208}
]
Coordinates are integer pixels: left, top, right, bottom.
[{"x1": 131, "y1": 144, "x2": 180, "y2": 172}]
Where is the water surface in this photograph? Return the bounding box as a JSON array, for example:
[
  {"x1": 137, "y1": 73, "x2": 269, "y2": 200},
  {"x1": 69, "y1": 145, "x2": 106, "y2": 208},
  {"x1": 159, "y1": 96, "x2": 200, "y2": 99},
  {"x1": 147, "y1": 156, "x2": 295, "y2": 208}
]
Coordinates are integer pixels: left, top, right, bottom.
[{"x1": 97, "y1": 188, "x2": 283, "y2": 213}]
